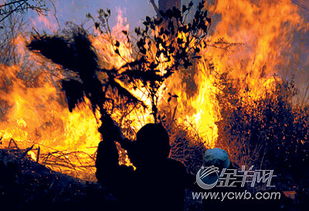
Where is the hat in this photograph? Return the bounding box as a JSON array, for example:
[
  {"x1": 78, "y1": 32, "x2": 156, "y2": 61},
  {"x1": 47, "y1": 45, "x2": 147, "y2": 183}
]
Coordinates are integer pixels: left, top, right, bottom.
[{"x1": 204, "y1": 148, "x2": 230, "y2": 169}]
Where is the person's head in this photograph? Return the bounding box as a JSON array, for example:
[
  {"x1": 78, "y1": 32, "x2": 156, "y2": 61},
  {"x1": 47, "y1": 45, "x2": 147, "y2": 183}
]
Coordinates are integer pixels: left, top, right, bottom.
[{"x1": 127, "y1": 123, "x2": 171, "y2": 167}]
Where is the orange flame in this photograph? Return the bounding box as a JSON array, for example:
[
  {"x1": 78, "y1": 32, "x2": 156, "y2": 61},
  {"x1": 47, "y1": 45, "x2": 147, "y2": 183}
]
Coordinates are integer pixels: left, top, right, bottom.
[{"x1": 164, "y1": 0, "x2": 306, "y2": 148}]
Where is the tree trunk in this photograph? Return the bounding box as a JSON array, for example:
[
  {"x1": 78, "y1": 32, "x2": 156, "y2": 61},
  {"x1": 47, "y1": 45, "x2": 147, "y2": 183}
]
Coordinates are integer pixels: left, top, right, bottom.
[
  {"x1": 158, "y1": 0, "x2": 181, "y2": 11},
  {"x1": 150, "y1": 0, "x2": 181, "y2": 16}
]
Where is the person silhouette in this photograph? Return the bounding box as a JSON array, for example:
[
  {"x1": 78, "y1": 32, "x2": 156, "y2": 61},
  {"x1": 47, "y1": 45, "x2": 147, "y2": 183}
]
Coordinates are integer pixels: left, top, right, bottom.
[{"x1": 96, "y1": 123, "x2": 187, "y2": 211}]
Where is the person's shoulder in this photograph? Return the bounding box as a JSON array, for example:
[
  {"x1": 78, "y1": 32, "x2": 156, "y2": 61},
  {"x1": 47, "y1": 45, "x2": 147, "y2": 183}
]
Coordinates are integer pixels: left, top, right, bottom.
[
  {"x1": 119, "y1": 165, "x2": 135, "y2": 174},
  {"x1": 165, "y1": 158, "x2": 186, "y2": 172},
  {"x1": 166, "y1": 158, "x2": 184, "y2": 166}
]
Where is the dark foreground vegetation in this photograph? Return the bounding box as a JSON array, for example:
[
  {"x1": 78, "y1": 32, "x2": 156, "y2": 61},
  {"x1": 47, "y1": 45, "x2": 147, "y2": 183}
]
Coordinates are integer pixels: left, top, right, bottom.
[{"x1": 0, "y1": 149, "x2": 114, "y2": 211}]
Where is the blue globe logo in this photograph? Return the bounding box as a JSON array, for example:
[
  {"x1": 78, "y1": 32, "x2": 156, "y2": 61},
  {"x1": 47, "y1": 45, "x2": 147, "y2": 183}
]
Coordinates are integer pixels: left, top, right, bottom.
[{"x1": 196, "y1": 165, "x2": 219, "y2": 190}]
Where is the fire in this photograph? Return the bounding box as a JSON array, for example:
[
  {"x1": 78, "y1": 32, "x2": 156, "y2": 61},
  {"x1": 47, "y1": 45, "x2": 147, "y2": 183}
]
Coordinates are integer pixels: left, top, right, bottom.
[
  {"x1": 163, "y1": 0, "x2": 305, "y2": 148},
  {"x1": 31, "y1": 13, "x2": 59, "y2": 33},
  {"x1": 0, "y1": 0, "x2": 306, "y2": 179},
  {"x1": 90, "y1": 10, "x2": 154, "y2": 130},
  {"x1": 205, "y1": 0, "x2": 303, "y2": 95},
  {"x1": 91, "y1": 9, "x2": 133, "y2": 70},
  {"x1": 0, "y1": 37, "x2": 101, "y2": 179}
]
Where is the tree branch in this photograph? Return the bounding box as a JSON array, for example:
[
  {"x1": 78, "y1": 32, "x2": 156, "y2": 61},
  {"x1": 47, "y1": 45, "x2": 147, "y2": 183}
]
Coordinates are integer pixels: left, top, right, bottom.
[{"x1": 149, "y1": 0, "x2": 160, "y2": 17}]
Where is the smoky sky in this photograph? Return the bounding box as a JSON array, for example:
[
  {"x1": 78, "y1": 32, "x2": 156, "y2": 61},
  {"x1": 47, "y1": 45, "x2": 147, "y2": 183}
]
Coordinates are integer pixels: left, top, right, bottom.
[
  {"x1": 52, "y1": 0, "x2": 156, "y2": 28},
  {"x1": 25, "y1": 0, "x2": 203, "y2": 31}
]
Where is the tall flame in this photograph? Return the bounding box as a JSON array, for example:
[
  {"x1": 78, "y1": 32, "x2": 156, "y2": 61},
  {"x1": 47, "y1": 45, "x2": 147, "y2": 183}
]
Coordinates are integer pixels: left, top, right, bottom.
[{"x1": 164, "y1": 0, "x2": 306, "y2": 148}]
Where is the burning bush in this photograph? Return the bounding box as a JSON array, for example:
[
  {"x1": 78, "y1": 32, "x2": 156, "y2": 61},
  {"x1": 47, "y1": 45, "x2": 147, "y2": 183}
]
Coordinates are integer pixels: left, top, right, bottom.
[{"x1": 216, "y1": 72, "x2": 308, "y2": 194}]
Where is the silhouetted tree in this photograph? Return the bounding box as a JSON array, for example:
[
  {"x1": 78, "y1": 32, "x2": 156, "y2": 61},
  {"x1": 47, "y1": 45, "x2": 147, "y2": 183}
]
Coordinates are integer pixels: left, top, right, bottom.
[
  {"x1": 28, "y1": 1, "x2": 210, "y2": 139},
  {"x1": 89, "y1": 0, "x2": 210, "y2": 122}
]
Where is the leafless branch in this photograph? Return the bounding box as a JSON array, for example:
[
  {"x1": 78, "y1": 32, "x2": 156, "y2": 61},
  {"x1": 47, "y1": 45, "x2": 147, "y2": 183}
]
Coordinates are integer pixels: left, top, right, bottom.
[{"x1": 0, "y1": 0, "x2": 48, "y2": 23}]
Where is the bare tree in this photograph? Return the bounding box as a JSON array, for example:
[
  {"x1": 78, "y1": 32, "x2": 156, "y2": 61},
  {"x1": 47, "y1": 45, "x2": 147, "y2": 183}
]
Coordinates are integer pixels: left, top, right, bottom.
[
  {"x1": 0, "y1": 0, "x2": 48, "y2": 24},
  {"x1": 0, "y1": 14, "x2": 24, "y2": 65}
]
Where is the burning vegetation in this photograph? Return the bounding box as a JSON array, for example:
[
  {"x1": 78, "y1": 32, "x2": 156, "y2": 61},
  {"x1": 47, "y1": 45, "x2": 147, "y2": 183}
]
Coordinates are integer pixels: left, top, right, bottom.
[{"x1": 0, "y1": 0, "x2": 308, "y2": 210}]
